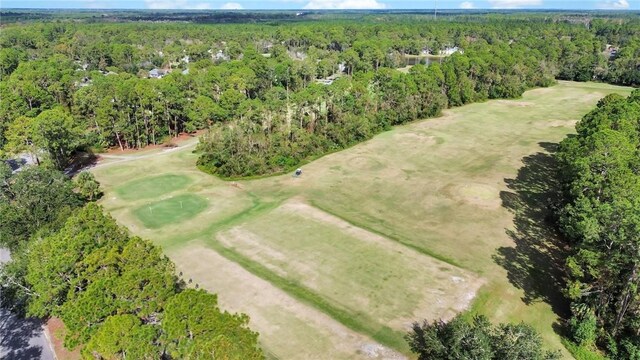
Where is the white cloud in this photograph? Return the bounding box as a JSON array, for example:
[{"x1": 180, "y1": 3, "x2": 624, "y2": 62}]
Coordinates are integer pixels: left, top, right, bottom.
[
  {"x1": 600, "y1": 0, "x2": 629, "y2": 9},
  {"x1": 488, "y1": 0, "x2": 542, "y2": 8},
  {"x1": 144, "y1": 0, "x2": 213, "y2": 9},
  {"x1": 304, "y1": 0, "x2": 387, "y2": 9},
  {"x1": 459, "y1": 1, "x2": 474, "y2": 9},
  {"x1": 221, "y1": 2, "x2": 243, "y2": 9}
]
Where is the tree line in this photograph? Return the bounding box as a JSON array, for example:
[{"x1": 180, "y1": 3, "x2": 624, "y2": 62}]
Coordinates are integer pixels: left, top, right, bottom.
[
  {"x1": 556, "y1": 90, "x2": 640, "y2": 359},
  {"x1": 1, "y1": 16, "x2": 639, "y2": 173},
  {"x1": 406, "y1": 314, "x2": 560, "y2": 360},
  {"x1": 0, "y1": 165, "x2": 262, "y2": 359}
]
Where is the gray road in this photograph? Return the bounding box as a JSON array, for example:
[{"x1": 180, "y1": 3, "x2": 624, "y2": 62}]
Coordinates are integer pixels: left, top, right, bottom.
[{"x1": 0, "y1": 248, "x2": 55, "y2": 360}]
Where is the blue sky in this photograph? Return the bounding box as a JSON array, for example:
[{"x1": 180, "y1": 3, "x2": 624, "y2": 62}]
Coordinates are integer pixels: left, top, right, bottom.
[{"x1": 2, "y1": 0, "x2": 636, "y2": 10}]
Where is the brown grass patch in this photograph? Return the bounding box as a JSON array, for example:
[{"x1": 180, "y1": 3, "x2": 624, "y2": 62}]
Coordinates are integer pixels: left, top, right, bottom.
[{"x1": 172, "y1": 244, "x2": 407, "y2": 360}]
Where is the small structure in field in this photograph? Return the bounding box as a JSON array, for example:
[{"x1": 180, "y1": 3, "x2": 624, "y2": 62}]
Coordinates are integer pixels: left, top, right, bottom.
[
  {"x1": 213, "y1": 50, "x2": 230, "y2": 61},
  {"x1": 604, "y1": 44, "x2": 619, "y2": 59},
  {"x1": 439, "y1": 46, "x2": 463, "y2": 56},
  {"x1": 149, "y1": 68, "x2": 168, "y2": 79}
]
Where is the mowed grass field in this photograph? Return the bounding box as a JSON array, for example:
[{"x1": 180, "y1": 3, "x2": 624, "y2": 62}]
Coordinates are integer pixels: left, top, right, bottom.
[{"x1": 92, "y1": 81, "x2": 632, "y2": 359}]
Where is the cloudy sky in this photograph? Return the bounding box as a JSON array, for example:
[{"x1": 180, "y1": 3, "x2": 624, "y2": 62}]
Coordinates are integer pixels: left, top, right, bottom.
[{"x1": 1, "y1": 0, "x2": 636, "y2": 10}]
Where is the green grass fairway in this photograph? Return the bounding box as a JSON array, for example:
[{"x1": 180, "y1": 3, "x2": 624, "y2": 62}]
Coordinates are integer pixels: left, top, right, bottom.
[
  {"x1": 92, "y1": 81, "x2": 633, "y2": 360},
  {"x1": 134, "y1": 194, "x2": 208, "y2": 229},
  {"x1": 116, "y1": 174, "x2": 192, "y2": 200}
]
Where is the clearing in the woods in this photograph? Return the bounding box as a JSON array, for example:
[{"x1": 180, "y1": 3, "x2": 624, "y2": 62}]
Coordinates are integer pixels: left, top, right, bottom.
[{"x1": 92, "y1": 81, "x2": 632, "y2": 359}]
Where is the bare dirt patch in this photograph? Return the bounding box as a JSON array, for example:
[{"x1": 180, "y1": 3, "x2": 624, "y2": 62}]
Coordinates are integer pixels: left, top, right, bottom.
[
  {"x1": 172, "y1": 244, "x2": 406, "y2": 360},
  {"x1": 46, "y1": 317, "x2": 81, "y2": 360}
]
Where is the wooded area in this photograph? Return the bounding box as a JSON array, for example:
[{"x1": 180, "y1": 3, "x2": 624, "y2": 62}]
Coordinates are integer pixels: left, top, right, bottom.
[
  {"x1": 1, "y1": 10, "x2": 639, "y2": 359},
  {"x1": 1, "y1": 14, "x2": 639, "y2": 175},
  {"x1": 0, "y1": 165, "x2": 263, "y2": 359},
  {"x1": 557, "y1": 90, "x2": 640, "y2": 359}
]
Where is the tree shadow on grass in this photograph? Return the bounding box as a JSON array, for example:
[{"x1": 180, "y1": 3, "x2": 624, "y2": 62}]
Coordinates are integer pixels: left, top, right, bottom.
[{"x1": 493, "y1": 142, "x2": 570, "y2": 319}]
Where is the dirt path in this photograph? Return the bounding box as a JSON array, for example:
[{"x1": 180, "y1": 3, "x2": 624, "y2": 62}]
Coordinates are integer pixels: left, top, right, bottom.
[{"x1": 92, "y1": 138, "x2": 198, "y2": 170}]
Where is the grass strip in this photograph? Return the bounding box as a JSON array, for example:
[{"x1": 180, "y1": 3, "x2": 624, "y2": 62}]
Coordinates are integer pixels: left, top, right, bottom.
[
  {"x1": 202, "y1": 237, "x2": 411, "y2": 354},
  {"x1": 309, "y1": 200, "x2": 464, "y2": 269}
]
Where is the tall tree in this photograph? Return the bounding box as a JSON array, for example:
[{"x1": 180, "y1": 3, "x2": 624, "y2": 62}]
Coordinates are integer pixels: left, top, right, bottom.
[
  {"x1": 406, "y1": 314, "x2": 560, "y2": 360},
  {"x1": 0, "y1": 166, "x2": 82, "y2": 250},
  {"x1": 162, "y1": 289, "x2": 263, "y2": 360},
  {"x1": 32, "y1": 107, "x2": 83, "y2": 170}
]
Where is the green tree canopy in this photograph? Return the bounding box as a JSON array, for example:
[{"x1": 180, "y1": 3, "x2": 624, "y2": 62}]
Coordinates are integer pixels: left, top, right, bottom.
[
  {"x1": 32, "y1": 107, "x2": 83, "y2": 170},
  {"x1": 0, "y1": 166, "x2": 82, "y2": 250},
  {"x1": 162, "y1": 289, "x2": 263, "y2": 360},
  {"x1": 557, "y1": 89, "x2": 640, "y2": 359},
  {"x1": 406, "y1": 314, "x2": 560, "y2": 360}
]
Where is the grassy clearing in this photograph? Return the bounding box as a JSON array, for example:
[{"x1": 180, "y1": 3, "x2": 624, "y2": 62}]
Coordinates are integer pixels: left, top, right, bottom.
[
  {"x1": 115, "y1": 173, "x2": 191, "y2": 200},
  {"x1": 215, "y1": 201, "x2": 481, "y2": 329},
  {"x1": 133, "y1": 194, "x2": 208, "y2": 229},
  {"x1": 173, "y1": 244, "x2": 406, "y2": 359},
  {"x1": 93, "y1": 81, "x2": 633, "y2": 359},
  {"x1": 201, "y1": 236, "x2": 408, "y2": 352}
]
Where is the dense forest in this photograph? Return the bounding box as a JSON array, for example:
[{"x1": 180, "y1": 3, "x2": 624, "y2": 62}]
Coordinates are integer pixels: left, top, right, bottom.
[
  {"x1": 0, "y1": 165, "x2": 263, "y2": 359},
  {"x1": 2, "y1": 10, "x2": 639, "y2": 359},
  {"x1": 1, "y1": 14, "x2": 639, "y2": 176},
  {"x1": 557, "y1": 90, "x2": 640, "y2": 359}
]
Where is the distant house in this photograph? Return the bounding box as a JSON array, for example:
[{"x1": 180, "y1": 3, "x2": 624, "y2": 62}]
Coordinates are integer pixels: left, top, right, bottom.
[
  {"x1": 213, "y1": 50, "x2": 230, "y2": 61},
  {"x1": 316, "y1": 79, "x2": 333, "y2": 85},
  {"x1": 439, "y1": 46, "x2": 463, "y2": 56},
  {"x1": 149, "y1": 68, "x2": 168, "y2": 79},
  {"x1": 75, "y1": 77, "x2": 93, "y2": 88},
  {"x1": 288, "y1": 50, "x2": 307, "y2": 61},
  {"x1": 259, "y1": 41, "x2": 274, "y2": 53},
  {"x1": 604, "y1": 44, "x2": 619, "y2": 59},
  {"x1": 74, "y1": 61, "x2": 89, "y2": 71}
]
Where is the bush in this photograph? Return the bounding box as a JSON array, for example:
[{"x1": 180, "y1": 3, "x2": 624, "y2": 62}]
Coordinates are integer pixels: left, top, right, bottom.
[
  {"x1": 74, "y1": 171, "x2": 102, "y2": 201},
  {"x1": 570, "y1": 313, "x2": 598, "y2": 347}
]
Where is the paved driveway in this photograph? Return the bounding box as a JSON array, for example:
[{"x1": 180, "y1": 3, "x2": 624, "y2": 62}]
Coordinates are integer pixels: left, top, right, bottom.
[{"x1": 0, "y1": 248, "x2": 55, "y2": 360}]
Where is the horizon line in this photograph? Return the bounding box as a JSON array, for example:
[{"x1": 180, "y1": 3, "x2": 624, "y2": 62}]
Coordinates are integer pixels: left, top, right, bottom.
[{"x1": 1, "y1": 8, "x2": 636, "y2": 11}]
